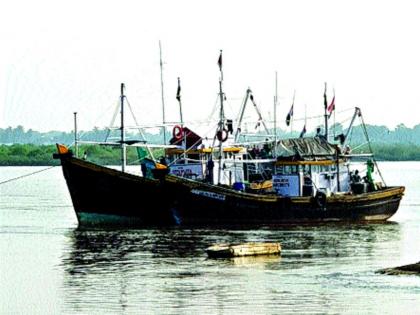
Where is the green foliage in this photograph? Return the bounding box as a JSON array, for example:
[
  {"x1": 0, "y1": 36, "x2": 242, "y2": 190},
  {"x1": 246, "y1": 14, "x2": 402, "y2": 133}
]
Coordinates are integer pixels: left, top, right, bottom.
[
  {"x1": 370, "y1": 144, "x2": 420, "y2": 161},
  {"x1": 0, "y1": 126, "x2": 170, "y2": 145},
  {"x1": 0, "y1": 142, "x2": 419, "y2": 166},
  {"x1": 0, "y1": 144, "x2": 165, "y2": 166},
  {"x1": 0, "y1": 144, "x2": 60, "y2": 166},
  {"x1": 1, "y1": 125, "x2": 420, "y2": 165}
]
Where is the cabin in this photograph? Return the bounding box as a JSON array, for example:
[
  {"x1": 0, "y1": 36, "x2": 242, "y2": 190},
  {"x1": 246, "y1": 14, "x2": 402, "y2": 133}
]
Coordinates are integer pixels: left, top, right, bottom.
[
  {"x1": 271, "y1": 137, "x2": 351, "y2": 197},
  {"x1": 159, "y1": 126, "x2": 372, "y2": 197},
  {"x1": 165, "y1": 126, "x2": 246, "y2": 185}
]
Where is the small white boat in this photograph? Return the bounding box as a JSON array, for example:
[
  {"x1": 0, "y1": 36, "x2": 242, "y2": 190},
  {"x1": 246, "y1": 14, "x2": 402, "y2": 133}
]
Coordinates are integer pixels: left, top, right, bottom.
[{"x1": 206, "y1": 242, "x2": 281, "y2": 258}]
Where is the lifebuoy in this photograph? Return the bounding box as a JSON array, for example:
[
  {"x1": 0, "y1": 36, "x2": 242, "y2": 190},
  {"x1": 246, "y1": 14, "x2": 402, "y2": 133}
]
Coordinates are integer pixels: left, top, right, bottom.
[
  {"x1": 173, "y1": 125, "x2": 184, "y2": 140},
  {"x1": 313, "y1": 191, "x2": 327, "y2": 209},
  {"x1": 216, "y1": 128, "x2": 228, "y2": 142}
]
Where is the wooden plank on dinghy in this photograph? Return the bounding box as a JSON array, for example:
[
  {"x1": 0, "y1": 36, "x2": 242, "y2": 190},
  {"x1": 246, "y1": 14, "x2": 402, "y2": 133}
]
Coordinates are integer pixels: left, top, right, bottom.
[{"x1": 206, "y1": 242, "x2": 281, "y2": 258}]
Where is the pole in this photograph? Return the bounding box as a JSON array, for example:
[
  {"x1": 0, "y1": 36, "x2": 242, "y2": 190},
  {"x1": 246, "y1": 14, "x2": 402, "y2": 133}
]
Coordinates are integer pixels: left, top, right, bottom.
[
  {"x1": 273, "y1": 72, "x2": 278, "y2": 157},
  {"x1": 73, "y1": 112, "x2": 78, "y2": 158},
  {"x1": 333, "y1": 88, "x2": 336, "y2": 139},
  {"x1": 120, "y1": 83, "x2": 126, "y2": 173},
  {"x1": 336, "y1": 150, "x2": 340, "y2": 192},
  {"x1": 216, "y1": 50, "x2": 225, "y2": 185},
  {"x1": 159, "y1": 41, "x2": 166, "y2": 145},
  {"x1": 234, "y1": 88, "x2": 251, "y2": 142},
  {"x1": 324, "y1": 82, "x2": 328, "y2": 139},
  {"x1": 177, "y1": 77, "x2": 187, "y2": 162},
  {"x1": 218, "y1": 79, "x2": 224, "y2": 184},
  {"x1": 177, "y1": 77, "x2": 184, "y2": 125},
  {"x1": 291, "y1": 90, "x2": 295, "y2": 135}
]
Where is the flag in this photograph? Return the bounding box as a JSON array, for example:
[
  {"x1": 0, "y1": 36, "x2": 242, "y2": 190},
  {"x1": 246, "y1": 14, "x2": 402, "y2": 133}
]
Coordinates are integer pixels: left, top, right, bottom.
[
  {"x1": 286, "y1": 90, "x2": 295, "y2": 126},
  {"x1": 285, "y1": 104, "x2": 293, "y2": 126},
  {"x1": 327, "y1": 95, "x2": 335, "y2": 119},
  {"x1": 176, "y1": 77, "x2": 181, "y2": 102},
  {"x1": 323, "y1": 82, "x2": 328, "y2": 110},
  {"x1": 217, "y1": 50, "x2": 222, "y2": 71},
  {"x1": 299, "y1": 124, "x2": 307, "y2": 138}
]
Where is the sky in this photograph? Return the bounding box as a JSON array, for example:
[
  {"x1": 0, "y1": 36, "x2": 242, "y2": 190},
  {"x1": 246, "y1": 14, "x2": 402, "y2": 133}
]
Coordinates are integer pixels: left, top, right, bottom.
[{"x1": 1, "y1": 0, "x2": 419, "y2": 134}]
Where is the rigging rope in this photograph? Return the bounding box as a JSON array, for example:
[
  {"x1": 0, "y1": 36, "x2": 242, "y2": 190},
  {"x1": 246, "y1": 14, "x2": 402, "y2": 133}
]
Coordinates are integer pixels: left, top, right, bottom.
[
  {"x1": 359, "y1": 114, "x2": 386, "y2": 185},
  {"x1": 125, "y1": 97, "x2": 156, "y2": 161},
  {"x1": 0, "y1": 166, "x2": 57, "y2": 186}
]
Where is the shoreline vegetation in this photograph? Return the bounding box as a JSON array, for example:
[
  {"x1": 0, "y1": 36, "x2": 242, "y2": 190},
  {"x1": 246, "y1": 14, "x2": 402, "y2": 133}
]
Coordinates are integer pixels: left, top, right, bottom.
[
  {"x1": 1, "y1": 143, "x2": 420, "y2": 166},
  {"x1": 1, "y1": 124, "x2": 420, "y2": 166}
]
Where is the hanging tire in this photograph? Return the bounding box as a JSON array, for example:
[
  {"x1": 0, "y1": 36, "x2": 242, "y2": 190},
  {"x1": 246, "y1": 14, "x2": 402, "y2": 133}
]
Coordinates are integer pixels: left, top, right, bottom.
[{"x1": 313, "y1": 191, "x2": 327, "y2": 209}]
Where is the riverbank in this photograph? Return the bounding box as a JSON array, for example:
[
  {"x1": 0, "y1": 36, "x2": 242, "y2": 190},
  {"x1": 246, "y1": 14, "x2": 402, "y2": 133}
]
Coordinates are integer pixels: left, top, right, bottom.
[{"x1": 1, "y1": 143, "x2": 420, "y2": 166}]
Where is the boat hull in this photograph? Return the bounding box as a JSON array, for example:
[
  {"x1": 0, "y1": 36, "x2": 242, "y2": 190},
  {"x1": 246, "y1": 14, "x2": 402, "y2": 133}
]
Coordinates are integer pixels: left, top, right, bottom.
[{"x1": 59, "y1": 156, "x2": 405, "y2": 226}]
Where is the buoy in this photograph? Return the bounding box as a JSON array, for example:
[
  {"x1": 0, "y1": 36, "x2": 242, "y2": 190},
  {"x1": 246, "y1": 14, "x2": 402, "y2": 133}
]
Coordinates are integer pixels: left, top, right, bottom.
[
  {"x1": 172, "y1": 125, "x2": 184, "y2": 140},
  {"x1": 206, "y1": 242, "x2": 281, "y2": 258}
]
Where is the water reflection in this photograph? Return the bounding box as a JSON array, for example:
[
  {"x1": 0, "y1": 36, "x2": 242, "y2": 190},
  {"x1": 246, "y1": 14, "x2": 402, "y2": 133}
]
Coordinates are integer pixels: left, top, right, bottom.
[
  {"x1": 60, "y1": 223, "x2": 402, "y2": 314},
  {"x1": 224, "y1": 255, "x2": 281, "y2": 267}
]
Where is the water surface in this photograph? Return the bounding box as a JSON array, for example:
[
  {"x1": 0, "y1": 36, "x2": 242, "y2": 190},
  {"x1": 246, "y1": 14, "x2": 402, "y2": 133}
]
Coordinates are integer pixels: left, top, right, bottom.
[{"x1": 1, "y1": 162, "x2": 419, "y2": 314}]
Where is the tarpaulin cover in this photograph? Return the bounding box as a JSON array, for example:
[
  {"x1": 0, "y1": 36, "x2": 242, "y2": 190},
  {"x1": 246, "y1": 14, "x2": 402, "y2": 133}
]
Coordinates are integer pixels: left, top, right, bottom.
[{"x1": 275, "y1": 137, "x2": 337, "y2": 160}]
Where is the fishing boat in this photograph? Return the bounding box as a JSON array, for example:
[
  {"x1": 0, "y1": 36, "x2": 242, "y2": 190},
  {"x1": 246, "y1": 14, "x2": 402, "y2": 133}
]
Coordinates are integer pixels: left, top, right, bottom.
[
  {"x1": 54, "y1": 54, "x2": 404, "y2": 227},
  {"x1": 55, "y1": 138, "x2": 404, "y2": 226}
]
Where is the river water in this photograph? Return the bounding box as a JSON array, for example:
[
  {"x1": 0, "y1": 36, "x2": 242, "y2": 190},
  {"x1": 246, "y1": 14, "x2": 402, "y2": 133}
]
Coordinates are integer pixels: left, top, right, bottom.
[{"x1": 1, "y1": 162, "x2": 419, "y2": 314}]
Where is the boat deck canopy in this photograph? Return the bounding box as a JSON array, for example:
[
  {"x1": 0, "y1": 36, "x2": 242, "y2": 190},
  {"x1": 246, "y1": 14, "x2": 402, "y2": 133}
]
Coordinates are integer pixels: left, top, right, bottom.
[
  {"x1": 275, "y1": 159, "x2": 344, "y2": 166},
  {"x1": 166, "y1": 146, "x2": 245, "y2": 155},
  {"x1": 275, "y1": 137, "x2": 338, "y2": 161}
]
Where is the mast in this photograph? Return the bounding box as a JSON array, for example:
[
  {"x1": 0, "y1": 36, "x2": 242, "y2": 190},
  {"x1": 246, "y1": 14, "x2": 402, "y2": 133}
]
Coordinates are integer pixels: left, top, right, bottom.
[
  {"x1": 159, "y1": 41, "x2": 166, "y2": 145},
  {"x1": 218, "y1": 79, "x2": 224, "y2": 184},
  {"x1": 274, "y1": 72, "x2": 278, "y2": 156},
  {"x1": 290, "y1": 90, "x2": 295, "y2": 134},
  {"x1": 249, "y1": 93, "x2": 269, "y2": 134},
  {"x1": 176, "y1": 77, "x2": 187, "y2": 162},
  {"x1": 342, "y1": 107, "x2": 361, "y2": 147},
  {"x1": 73, "y1": 112, "x2": 78, "y2": 158},
  {"x1": 324, "y1": 82, "x2": 328, "y2": 139},
  {"x1": 217, "y1": 50, "x2": 224, "y2": 184},
  {"x1": 120, "y1": 83, "x2": 126, "y2": 172},
  {"x1": 234, "y1": 88, "x2": 251, "y2": 142}
]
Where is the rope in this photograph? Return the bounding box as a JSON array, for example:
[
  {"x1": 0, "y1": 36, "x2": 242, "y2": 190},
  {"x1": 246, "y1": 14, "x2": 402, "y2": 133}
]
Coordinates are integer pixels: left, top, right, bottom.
[
  {"x1": 359, "y1": 114, "x2": 386, "y2": 186},
  {"x1": 0, "y1": 166, "x2": 57, "y2": 185},
  {"x1": 125, "y1": 97, "x2": 155, "y2": 161}
]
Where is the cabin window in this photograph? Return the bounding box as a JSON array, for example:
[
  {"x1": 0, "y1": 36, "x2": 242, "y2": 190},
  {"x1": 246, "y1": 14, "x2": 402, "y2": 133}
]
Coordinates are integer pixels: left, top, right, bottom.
[
  {"x1": 277, "y1": 165, "x2": 298, "y2": 175},
  {"x1": 301, "y1": 164, "x2": 311, "y2": 173},
  {"x1": 321, "y1": 165, "x2": 330, "y2": 172}
]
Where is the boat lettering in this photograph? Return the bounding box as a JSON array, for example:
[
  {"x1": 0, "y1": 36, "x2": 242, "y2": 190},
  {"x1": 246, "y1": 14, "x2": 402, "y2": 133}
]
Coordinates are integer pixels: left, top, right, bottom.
[
  {"x1": 191, "y1": 189, "x2": 226, "y2": 201},
  {"x1": 170, "y1": 164, "x2": 204, "y2": 179},
  {"x1": 273, "y1": 177, "x2": 290, "y2": 187},
  {"x1": 272, "y1": 174, "x2": 300, "y2": 196}
]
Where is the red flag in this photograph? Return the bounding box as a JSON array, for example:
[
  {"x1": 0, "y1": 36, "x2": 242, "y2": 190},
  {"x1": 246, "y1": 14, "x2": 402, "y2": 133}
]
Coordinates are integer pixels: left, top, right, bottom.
[{"x1": 327, "y1": 95, "x2": 335, "y2": 118}]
